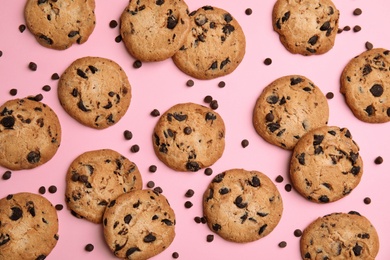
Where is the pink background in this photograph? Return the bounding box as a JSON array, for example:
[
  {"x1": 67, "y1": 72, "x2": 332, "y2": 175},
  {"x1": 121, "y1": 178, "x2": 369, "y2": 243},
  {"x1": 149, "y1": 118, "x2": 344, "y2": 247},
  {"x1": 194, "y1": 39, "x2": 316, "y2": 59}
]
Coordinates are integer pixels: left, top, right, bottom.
[{"x1": 1, "y1": 0, "x2": 389, "y2": 259}]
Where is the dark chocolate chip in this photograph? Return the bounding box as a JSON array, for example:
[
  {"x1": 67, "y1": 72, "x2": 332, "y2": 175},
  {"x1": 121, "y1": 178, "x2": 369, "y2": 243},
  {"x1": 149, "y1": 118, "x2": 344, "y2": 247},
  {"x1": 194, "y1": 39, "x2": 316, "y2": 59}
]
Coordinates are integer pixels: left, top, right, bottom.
[
  {"x1": 241, "y1": 139, "x2": 249, "y2": 148},
  {"x1": 115, "y1": 35, "x2": 122, "y2": 43},
  {"x1": 313, "y1": 135, "x2": 324, "y2": 145},
  {"x1": 85, "y1": 244, "x2": 94, "y2": 252},
  {"x1": 1, "y1": 116, "x2": 15, "y2": 128},
  {"x1": 374, "y1": 156, "x2": 383, "y2": 164},
  {"x1": 204, "y1": 168, "x2": 213, "y2": 176},
  {"x1": 204, "y1": 95, "x2": 213, "y2": 103},
  {"x1": 185, "y1": 189, "x2": 194, "y2": 198},
  {"x1": 167, "y1": 15, "x2": 178, "y2": 29},
  {"x1": 48, "y1": 185, "x2": 57, "y2": 193},
  {"x1": 143, "y1": 233, "x2": 156, "y2": 243},
  {"x1": 39, "y1": 34, "x2": 53, "y2": 45},
  {"x1": 205, "y1": 112, "x2": 216, "y2": 121},
  {"x1": 365, "y1": 41, "x2": 373, "y2": 50},
  {"x1": 126, "y1": 247, "x2": 141, "y2": 258},
  {"x1": 245, "y1": 8, "x2": 252, "y2": 15},
  {"x1": 353, "y1": 8, "x2": 362, "y2": 16},
  {"x1": 183, "y1": 127, "x2": 192, "y2": 135},
  {"x1": 172, "y1": 252, "x2": 179, "y2": 258},
  {"x1": 161, "y1": 218, "x2": 173, "y2": 226},
  {"x1": 212, "y1": 172, "x2": 224, "y2": 182},
  {"x1": 109, "y1": 20, "x2": 118, "y2": 28},
  {"x1": 326, "y1": 92, "x2": 334, "y2": 99},
  {"x1": 267, "y1": 122, "x2": 280, "y2": 133},
  {"x1": 36, "y1": 255, "x2": 46, "y2": 260},
  {"x1": 42, "y1": 85, "x2": 51, "y2": 92},
  {"x1": 363, "y1": 197, "x2": 371, "y2": 204},
  {"x1": 27, "y1": 151, "x2": 40, "y2": 164},
  {"x1": 9, "y1": 89, "x2": 17, "y2": 96},
  {"x1": 351, "y1": 166, "x2": 361, "y2": 176},
  {"x1": 156, "y1": 0, "x2": 164, "y2": 5},
  {"x1": 2, "y1": 171, "x2": 11, "y2": 180},
  {"x1": 308, "y1": 35, "x2": 318, "y2": 45},
  {"x1": 249, "y1": 176, "x2": 260, "y2": 187},
  {"x1": 76, "y1": 69, "x2": 87, "y2": 79},
  {"x1": 362, "y1": 64, "x2": 372, "y2": 76},
  {"x1": 124, "y1": 130, "x2": 133, "y2": 140},
  {"x1": 186, "y1": 79, "x2": 194, "y2": 87},
  {"x1": 206, "y1": 234, "x2": 214, "y2": 242},
  {"x1": 278, "y1": 241, "x2": 287, "y2": 248},
  {"x1": 275, "y1": 175, "x2": 283, "y2": 183},
  {"x1": 290, "y1": 77, "x2": 303, "y2": 85},
  {"x1": 320, "y1": 22, "x2": 330, "y2": 31},
  {"x1": 186, "y1": 161, "x2": 200, "y2": 172},
  {"x1": 285, "y1": 184, "x2": 292, "y2": 192},
  {"x1": 234, "y1": 196, "x2": 247, "y2": 208},
  {"x1": 353, "y1": 25, "x2": 362, "y2": 32},
  {"x1": 149, "y1": 165, "x2": 157, "y2": 173},
  {"x1": 304, "y1": 252, "x2": 311, "y2": 259},
  {"x1": 218, "y1": 81, "x2": 226, "y2": 88},
  {"x1": 133, "y1": 60, "x2": 142, "y2": 68},
  {"x1": 258, "y1": 224, "x2": 267, "y2": 235},
  {"x1": 0, "y1": 234, "x2": 10, "y2": 246},
  {"x1": 266, "y1": 95, "x2": 279, "y2": 104},
  {"x1": 184, "y1": 201, "x2": 193, "y2": 208},
  {"x1": 264, "y1": 58, "x2": 272, "y2": 65},
  {"x1": 150, "y1": 109, "x2": 160, "y2": 117},
  {"x1": 265, "y1": 112, "x2": 274, "y2": 122},
  {"x1": 365, "y1": 105, "x2": 374, "y2": 116},
  {"x1": 369, "y1": 84, "x2": 384, "y2": 97},
  {"x1": 353, "y1": 243, "x2": 363, "y2": 256},
  {"x1": 318, "y1": 195, "x2": 329, "y2": 203},
  {"x1": 294, "y1": 229, "x2": 302, "y2": 237},
  {"x1": 55, "y1": 204, "x2": 63, "y2": 211},
  {"x1": 68, "y1": 31, "x2": 79, "y2": 38},
  {"x1": 210, "y1": 100, "x2": 218, "y2": 110},
  {"x1": 9, "y1": 207, "x2": 22, "y2": 221},
  {"x1": 146, "y1": 181, "x2": 155, "y2": 188},
  {"x1": 219, "y1": 187, "x2": 229, "y2": 195},
  {"x1": 38, "y1": 186, "x2": 46, "y2": 194},
  {"x1": 51, "y1": 73, "x2": 60, "y2": 80},
  {"x1": 28, "y1": 62, "x2": 37, "y2": 71}
]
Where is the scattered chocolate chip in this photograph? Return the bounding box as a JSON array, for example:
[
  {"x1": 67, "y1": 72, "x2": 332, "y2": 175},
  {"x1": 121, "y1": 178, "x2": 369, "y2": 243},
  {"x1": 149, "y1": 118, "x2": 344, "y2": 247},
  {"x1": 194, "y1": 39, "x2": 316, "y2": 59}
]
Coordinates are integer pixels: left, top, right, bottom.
[
  {"x1": 245, "y1": 8, "x2": 252, "y2": 15},
  {"x1": 210, "y1": 100, "x2": 218, "y2": 110},
  {"x1": 201, "y1": 217, "x2": 207, "y2": 224},
  {"x1": 9, "y1": 89, "x2": 17, "y2": 96},
  {"x1": 294, "y1": 229, "x2": 303, "y2": 237},
  {"x1": 123, "y1": 130, "x2": 133, "y2": 140},
  {"x1": 278, "y1": 241, "x2": 287, "y2": 248},
  {"x1": 264, "y1": 58, "x2": 272, "y2": 65},
  {"x1": 363, "y1": 197, "x2": 371, "y2": 205},
  {"x1": 206, "y1": 234, "x2": 214, "y2": 242},
  {"x1": 337, "y1": 28, "x2": 343, "y2": 34},
  {"x1": 285, "y1": 184, "x2": 292, "y2": 192},
  {"x1": 374, "y1": 156, "x2": 383, "y2": 165},
  {"x1": 133, "y1": 60, "x2": 142, "y2": 69},
  {"x1": 2, "y1": 171, "x2": 11, "y2": 180},
  {"x1": 184, "y1": 201, "x2": 193, "y2": 208},
  {"x1": 218, "y1": 81, "x2": 226, "y2": 88},
  {"x1": 204, "y1": 168, "x2": 213, "y2": 176},
  {"x1": 185, "y1": 189, "x2": 194, "y2": 198},
  {"x1": 326, "y1": 92, "x2": 334, "y2": 99},
  {"x1": 109, "y1": 20, "x2": 118, "y2": 28},
  {"x1": 130, "y1": 144, "x2": 140, "y2": 153},
  {"x1": 150, "y1": 109, "x2": 160, "y2": 117},
  {"x1": 194, "y1": 216, "x2": 201, "y2": 223},
  {"x1": 28, "y1": 62, "x2": 37, "y2": 71},
  {"x1": 353, "y1": 8, "x2": 362, "y2": 16},
  {"x1": 146, "y1": 181, "x2": 155, "y2": 188},
  {"x1": 55, "y1": 204, "x2": 63, "y2": 211},
  {"x1": 204, "y1": 95, "x2": 213, "y2": 103},
  {"x1": 172, "y1": 252, "x2": 179, "y2": 259},
  {"x1": 186, "y1": 79, "x2": 194, "y2": 87},
  {"x1": 85, "y1": 244, "x2": 94, "y2": 252},
  {"x1": 149, "y1": 165, "x2": 157, "y2": 173},
  {"x1": 42, "y1": 85, "x2": 51, "y2": 92},
  {"x1": 153, "y1": 186, "x2": 163, "y2": 194},
  {"x1": 51, "y1": 73, "x2": 60, "y2": 80},
  {"x1": 0, "y1": 50, "x2": 2, "y2": 57},
  {"x1": 33, "y1": 94, "x2": 44, "y2": 102},
  {"x1": 38, "y1": 186, "x2": 46, "y2": 194},
  {"x1": 275, "y1": 175, "x2": 284, "y2": 183},
  {"x1": 19, "y1": 24, "x2": 26, "y2": 33},
  {"x1": 353, "y1": 25, "x2": 361, "y2": 32},
  {"x1": 343, "y1": 26, "x2": 351, "y2": 31},
  {"x1": 48, "y1": 185, "x2": 57, "y2": 194},
  {"x1": 115, "y1": 35, "x2": 122, "y2": 43},
  {"x1": 241, "y1": 139, "x2": 249, "y2": 148},
  {"x1": 365, "y1": 41, "x2": 373, "y2": 50}
]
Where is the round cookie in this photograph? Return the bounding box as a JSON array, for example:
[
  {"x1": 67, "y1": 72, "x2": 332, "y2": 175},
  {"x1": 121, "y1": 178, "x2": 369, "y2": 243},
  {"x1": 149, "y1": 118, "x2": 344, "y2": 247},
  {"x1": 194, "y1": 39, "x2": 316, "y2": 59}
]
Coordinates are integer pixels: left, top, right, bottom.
[
  {"x1": 24, "y1": 0, "x2": 96, "y2": 50},
  {"x1": 65, "y1": 149, "x2": 143, "y2": 224},
  {"x1": 152, "y1": 102, "x2": 225, "y2": 172},
  {"x1": 0, "y1": 98, "x2": 61, "y2": 170},
  {"x1": 0, "y1": 192, "x2": 59, "y2": 259},
  {"x1": 172, "y1": 6, "x2": 246, "y2": 79},
  {"x1": 340, "y1": 48, "x2": 390, "y2": 123},
  {"x1": 253, "y1": 75, "x2": 329, "y2": 150},
  {"x1": 301, "y1": 212, "x2": 379, "y2": 259},
  {"x1": 203, "y1": 169, "x2": 283, "y2": 243},
  {"x1": 103, "y1": 190, "x2": 176, "y2": 260},
  {"x1": 272, "y1": 0, "x2": 339, "y2": 55},
  {"x1": 290, "y1": 126, "x2": 363, "y2": 203},
  {"x1": 58, "y1": 56, "x2": 131, "y2": 129},
  {"x1": 120, "y1": 0, "x2": 190, "y2": 62}
]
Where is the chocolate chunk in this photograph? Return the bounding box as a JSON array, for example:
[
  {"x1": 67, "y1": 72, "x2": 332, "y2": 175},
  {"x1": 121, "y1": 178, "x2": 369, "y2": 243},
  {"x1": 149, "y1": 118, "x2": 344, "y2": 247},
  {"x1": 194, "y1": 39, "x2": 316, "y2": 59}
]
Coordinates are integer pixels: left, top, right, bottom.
[
  {"x1": 258, "y1": 224, "x2": 267, "y2": 235},
  {"x1": 195, "y1": 14, "x2": 208, "y2": 26},
  {"x1": 364, "y1": 197, "x2": 371, "y2": 204},
  {"x1": 365, "y1": 42, "x2": 374, "y2": 50},
  {"x1": 143, "y1": 233, "x2": 156, "y2": 243},
  {"x1": 362, "y1": 64, "x2": 372, "y2": 76},
  {"x1": 202, "y1": 6, "x2": 213, "y2": 11},
  {"x1": 48, "y1": 185, "x2": 57, "y2": 193},
  {"x1": 209, "y1": 61, "x2": 218, "y2": 70},
  {"x1": 76, "y1": 69, "x2": 88, "y2": 79},
  {"x1": 167, "y1": 15, "x2": 178, "y2": 29},
  {"x1": 313, "y1": 135, "x2": 324, "y2": 145},
  {"x1": 374, "y1": 156, "x2": 383, "y2": 164},
  {"x1": 184, "y1": 201, "x2": 193, "y2": 208},
  {"x1": 266, "y1": 95, "x2": 279, "y2": 104},
  {"x1": 353, "y1": 25, "x2": 362, "y2": 32},
  {"x1": 318, "y1": 195, "x2": 329, "y2": 203},
  {"x1": 10, "y1": 207, "x2": 23, "y2": 221},
  {"x1": 27, "y1": 151, "x2": 40, "y2": 164},
  {"x1": 267, "y1": 123, "x2": 280, "y2": 133},
  {"x1": 1, "y1": 116, "x2": 15, "y2": 128},
  {"x1": 210, "y1": 100, "x2": 218, "y2": 110},
  {"x1": 126, "y1": 247, "x2": 141, "y2": 258},
  {"x1": 304, "y1": 252, "x2": 311, "y2": 259},
  {"x1": 183, "y1": 127, "x2": 192, "y2": 135},
  {"x1": 172, "y1": 113, "x2": 187, "y2": 121},
  {"x1": 290, "y1": 77, "x2": 303, "y2": 85},
  {"x1": 353, "y1": 243, "x2": 363, "y2": 256},
  {"x1": 297, "y1": 153, "x2": 305, "y2": 165},
  {"x1": 278, "y1": 241, "x2": 287, "y2": 248},
  {"x1": 264, "y1": 58, "x2": 272, "y2": 65},
  {"x1": 186, "y1": 161, "x2": 200, "y2": 172},
  {"x1": 39, "y1": 35, "x2": 53, "y2": 45},
  {"x1": 206, "y1": 234, "x2": 214, "y2": 242},
  {"x1": 219, "y1": 187, "x2": 229, "y2": 195},
  {"x1": 245, "y1": 8, "x2": 252, "y2": 15},
  {"x1": 351, "y1": 166, "x2": 360, "y2": 176},
  {"x1": 185, "y1": 189, "x2": 194, "y2": 198},
  {"x1": 130, "y1": 144, "x2": 140, "y2": 153},
  {"x1": 320, "y1": 22, "x2": 331, "y2": 31},
  {"x1": 124, "y1": 214, "x2": 132, "y2": 224},
  {"x1": 150, "y1": 109, "x2": 160, "y2": 117},
  {"x1": 186, "y1": 79, "x2": 194, "y2": 87},
  {"x1": 77, "y1": 100, "x2": 90, "y2": 112},
  {"x1": 265, "y1": 112, "x2": 274, "y2": 122},
  {"x1": 88, "y1": 65, "x2": 98, "y2": 74},
  {"x1": 353, "y1": 8, "x2": 362, "y2": 16},
  {"x1": 234, "y1": 196, "x2": 247, "y2": 208},
  {"x1": 109, "y1": 20, "x2": 118, "y2": 28},
  {"x1": 369, "y1": 84, "x2": 383, "y2": 97},
  {"x1": 308, "y1": 35, "x2": 318, "y2": 45},
  {"x1": 26, "y1": 201, "x2": 35, "y2": 217},
  {"x1": 365, "y1": 105, "x2": 374, "y2": 116},
  {"x1": 36, "y1": 255, "x2": 46, "y2": 260},
  {"x1": 282, "y1": 11, "x2": 290, "y2": 23},
  {"x1": 0, "y1": 234, "x2": 10, "y2": 246},
  {"x1": 212, "y1": 172, "x2": 225, "y2": 183},
  {"x1": 156, "y1": 0, "x2": 164, "y2": 5},
  {"x1": 218, "y1": 81, "x2": 226, "y2": 88},
  {"x1": 206, "y1": 188, "x2": 214, "y2": 201},
  {"x1": 205, "y1": 112, "x2": 216, "y2": 121},
  {"x1": 294, "y1": 229, "x2": 303, "y2": 237},
  {"x1": 68, "y1": 31, "x2": 79, "y2": 38},
  {"x1": 306, "y1": 48, "x2": 316, "y2": 53},
  {"x1": 249, "y1": 176, "x2": 260, "y2": 187},
  {"x1": 2, "y1": 171, "x2": 11, "y2": 180},
  {"x1": 161, "y1": 219, "x2": 173, "y2": 226},
  {"x1": 222, "y1": 24, "x2": 235, "y2": 34},
  {"x1": 123, "y1": 130, "x2": 133, "y2": 140},
  {"x1": 220, "y1": 58, "x2": 230, "y2": 69},
  {"x1": 9, "y1": 89, "x2": 17, "y2": 96}
]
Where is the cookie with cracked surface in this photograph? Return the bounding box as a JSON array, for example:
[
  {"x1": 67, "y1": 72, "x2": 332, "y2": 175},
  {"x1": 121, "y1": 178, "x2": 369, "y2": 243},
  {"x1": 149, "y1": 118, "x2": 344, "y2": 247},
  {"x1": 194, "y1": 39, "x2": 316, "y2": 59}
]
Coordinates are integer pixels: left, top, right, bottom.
[
  {"x1": 0, "y1": 98, "x2": 61, "y2": 170},
  {"x1": 103, "y1": 190, "x2": 176, "y2": 260},
  {"x1": 172, "y1": 6, "x2": 246, "y2": 79},
  {"x1": 272, "y1": 0, "x2": 339, "y2": 55},
  {"x1": 301, "y1": 212, "x2": 379, "y2": 259},
  {"x1": 203, "y1": 169, "x2": 283, "y2": 243},
  {"x1": 340, "y1": 48, "x2": 390, "y2": 123},
  {"x1": 0, "y1": 192, "x2": 59, "y2": 260},
  {"x1": 120, "y1": 0, "x2": 190, "y2": 62},
  {"x1": 152, "y1": 102, "x2": 225, "y2": 172},
  {"x1": 253, "y1": 75, "x2": 329, "y2": 150},
  {"x1": 24, "y1": 0, "x2": 96, "y2": 50},
  {"x1": 290, "y1": 126, "x2": 363, "y2": 203},
  {"x1": 65, "y1": 149, "x2": 142, "y2": 224},
  {"x1": 58, "y1": 56, "x2": 131, "y2": 129}
]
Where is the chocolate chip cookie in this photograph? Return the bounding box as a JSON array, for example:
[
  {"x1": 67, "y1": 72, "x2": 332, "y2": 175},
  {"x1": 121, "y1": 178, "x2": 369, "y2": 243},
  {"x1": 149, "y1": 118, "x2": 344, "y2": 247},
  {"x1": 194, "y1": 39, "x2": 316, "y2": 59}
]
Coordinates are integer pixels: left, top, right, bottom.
[
  {"x1": 172, "y1": 6, "x2": 246, "y2": 79},
  {"x1": 120, "y1": 0, "x2": 190, "y2": 61},
  {"x1": 65, "y1": 149, "x2": 143, "y2": 224},
  {"x1": 152, "y1": 102, "x2": 225, "y2": 172},
  {"x1": 24, "y1": 0, "x2": 96, "y2": 50},
  {"x1": 203, "y1": 169, "x2": 283, "y2": 243},
  {"x1": 253, "y1": 75, "x2": 329, "y2": 150},
  {"x1": 0, "y1": 192, "x2": 59, "y2": 259},
  {"x1": 58, "y1": 56, "x2": 131, "y2": 129},
  {"x1": 340, "y1": 48, "x2": 390, "y2": 123},
  {"x1": 301, "y1": 212, "x2": 379, "y2": 259},
  {"x1": 290, "y1": 126, "x2": 363, "y2": 203},
  {"x1": 103, "y1": 190, "x2": 176, "y2": 260},
  {"x1": 272, "y1": 0, "x2": 339, "y2": 55},
  {"x1": 0, "y1": 98, "x2": 61, "y2": 170}
]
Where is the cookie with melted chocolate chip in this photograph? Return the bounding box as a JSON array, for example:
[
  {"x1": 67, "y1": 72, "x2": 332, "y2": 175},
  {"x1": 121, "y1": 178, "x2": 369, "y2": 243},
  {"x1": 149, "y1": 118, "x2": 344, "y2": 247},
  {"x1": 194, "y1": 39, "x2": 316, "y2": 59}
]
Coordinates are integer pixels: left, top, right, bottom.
[
  {"x1": 58, "y1": 56, "x2": 131, "y2": 129},
  {"x1": 203, "y1": 169, "x2": 283, "y2": 243},
  {"x1": 341, "y1": 48, "x2": 390, "y2": 123},
  {"x1": 120, "y1": 0, "x2": 190, "y2": 61},
  {"x1": 0, "y1": 98, "x2": 61, "y2": 170},
  {"x1": 152, "y1": 102, "x2": 225, "y2": 172},
  {"x1": 65, "y1": 149, "x2": 142, "y2": 223},
  {"x1": 272, "y1": 0, "x2": 339, "y2": 55},
  {"x1": 172, "y1": 6, "x2": 246, "y2": 79},
  {"x1": 290, "y1": 126, "x2": 363, "y2": 203},
  {"x1": 301, "y1": 212, "x2": 379, "y2": 259},
  {"x1": 253, "y1": 75, "x2": 329, "y2": 150},
  {"x1": 24, "y1": 0, "x2": 96, "y2": 50},
  {"x1": 0, "y1": 192, "x2": 59, "y2": 259},
  {"x1": 103, "y1": 190, "x2": 176, "y2": 260}
]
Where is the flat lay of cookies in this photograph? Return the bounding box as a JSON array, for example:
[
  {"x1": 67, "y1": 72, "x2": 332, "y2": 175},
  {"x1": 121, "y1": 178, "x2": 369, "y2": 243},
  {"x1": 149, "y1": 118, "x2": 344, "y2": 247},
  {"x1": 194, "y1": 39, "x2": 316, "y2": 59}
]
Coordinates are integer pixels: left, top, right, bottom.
[{"x1": 0, "y1": 0, "x2": 389, "y2": 259}]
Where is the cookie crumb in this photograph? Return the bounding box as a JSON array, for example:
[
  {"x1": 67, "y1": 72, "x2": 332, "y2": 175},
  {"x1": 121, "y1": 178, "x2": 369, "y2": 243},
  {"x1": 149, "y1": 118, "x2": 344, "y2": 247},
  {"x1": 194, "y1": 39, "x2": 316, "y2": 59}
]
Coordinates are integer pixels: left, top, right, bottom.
[
  {"x1": 28, "y1": 62, "x2": 37, "y2": 71},
  {"x1": 364, "y1": 197, "x2": 372, "y2": 205},
  {"x1": 85, "y1": 244, "x2": 94, "y2": 252},
  {"x1": 150, "y1": 109, "x2": 160, "y2": 117},
  {"x1": 2, "y1": 171, "x2": 11, "y2": 180},
  {"x1": 275, "y1": 175, "x2": 284, "y2": 183},
  {"x1": 133, "y1": 60, "x2": 142, "y2": 69},
  {"x1": 353, "y1": 8, "x2": 362, "y2": 16},
  {"x1": 218, "y1": 81, "x2": 226, "y2": 88},
  {"x1": 278, "y1": 241, "x2": 287, "y2": 248},
  {"x1": 38, "y1": 186, "x2": 46, "y2": 194},
  {"x1": 245, "y1": 8, "x2": 252, "y2": 15},
  {"x1": 186, "y1": 79, "x2": 194, "y2": 87},
  {"x1": 42, "y1": 85, "x2": 51, "y2": 92},
  {"x1": 365, "y1": 41, "x2": 373, "y2": 50},
  {"x1": 172, "y1": 252, "x2": 179, "y2": 259},
  {"x1": 109, "y1": 20, "x2": 118, "y2": 28},
  {"x1": 353, "y1": 25, "x2": 362, "y2": 32},
  {"x1": 204, "y1": 168, "x2": 213, "y2": 176},
  {"x1": 149, "y1": 165, "x2": 157, "y2": 173},
  {"x1": 294, "y1": 229, "x2": 303, "y2": 237},
  {"x1": 326, "y1": 92, "x2": 334, "y2": 99},
  {"x1": 374, "y1": 156, "x2": 383, "y2": 165},
  {"x1": 241, "y1": 139, "x2": 249, "y2": 148},
  {"x1": 19, "y1": 24, "x2": 26, "y2": 33},
  {"x1": 264, "y1": 58, "x2": 272, "y2": 65},
  {"x1": 48, "y1": 185, "x2": 57, "y2": 194},
  {"x1": 51, "y1": 73, "x2": 60, "y2": 80},
  {"x1": 184, "y1": 201, "x2": 193, "y2": 209},
  {"x1": 130, "y1": 144, "x2": 140, "y2": 153},
  {"x1": 206, "y1": 234, "x2": 214, "y2": 242},
  {"x1": 9, "y1": 89, "x2": 17, "y2": 96},
  {"x1": 123, "y1": 130, "x2": 133, "y2": 140},
  {"x1": 185, "y1": 189, "x2": 194, "y2": 198}
]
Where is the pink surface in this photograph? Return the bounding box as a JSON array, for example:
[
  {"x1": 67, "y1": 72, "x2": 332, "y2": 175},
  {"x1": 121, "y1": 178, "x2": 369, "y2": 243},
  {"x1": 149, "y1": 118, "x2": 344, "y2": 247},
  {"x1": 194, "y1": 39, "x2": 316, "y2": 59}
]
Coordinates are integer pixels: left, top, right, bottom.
[{"x1": 1, "y1": 0, "x2": 389, "y2": 259}]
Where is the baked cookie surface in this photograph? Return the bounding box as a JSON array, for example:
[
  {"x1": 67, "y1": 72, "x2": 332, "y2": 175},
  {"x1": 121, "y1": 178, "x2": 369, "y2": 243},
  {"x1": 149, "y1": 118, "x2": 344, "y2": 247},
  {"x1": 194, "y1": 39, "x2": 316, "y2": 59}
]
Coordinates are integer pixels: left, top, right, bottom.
[
  {"x1": 24, "y1": 0, "x2": 96, "y2": 50},
  {"x1": 203, "y1": 169, "x2": 283, "y2": 243},
  {"x1": 152, "y1": 103, "x2": 225, "y2": 172},
  {"x1": 58, "y1": 56, "x2": 131, "y2": 129},
  {"x1": 65, "y1": 149, "x2": 143, "y2": 224},
  {"x1": 120, "y1": 0, "x2": 190, "y2": 61},
  {"x1": 272, "y1": 0, "x2": 339, "y2": 55},
  {"x1": 0, "y1": 192, "x2": 59, "y2": 260},
  {"x1": 300, "y1": 212, "x2": 379, "y2": 259},
  {"x1": 103, "y1": 190, "x2": 176, "y2": 260},
  {"x1": 172, "y1": 6, "x2": 246, "y2": 79},
  {"x1": 290, "y1": 126, "x2": 363, "y2": 203},
  {"x1": 0, "y1": 98, "x2": 61, "y2": 170},
  {"x1": 253, "y1": 75, "x2": 329, "y2": 150},
  {"x1": 341, "y1": 48, "x2": 390, "y2": 123}
]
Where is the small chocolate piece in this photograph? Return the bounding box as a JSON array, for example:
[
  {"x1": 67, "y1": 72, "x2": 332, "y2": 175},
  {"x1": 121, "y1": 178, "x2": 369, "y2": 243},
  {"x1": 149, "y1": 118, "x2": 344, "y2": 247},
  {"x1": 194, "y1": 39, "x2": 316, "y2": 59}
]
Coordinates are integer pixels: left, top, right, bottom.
[
  {"x1": 42, "y1": 85, "x2": 51, "y2": 92},
  {"x1": 185, "y1": 189, "x2": 194, "y2": 198},
  {"x1": 294, "y1": 229, "x2": 302, "y2": 237},
  {"x1": 210, "y1": 100, "x2": 218, "y2": 110},
  {"x1": 218, "y1": 81, "x2": 226, "y2": 88},
  {"x1": 275, "y1": 175, "x2": 284, "y2": 183},
  {"x1": 365, "y1": 41, "x2": 373, "y2": 50},
  {"x1": 206, "y1": 234, "x2": 214, "y2": 242},
  {"x1": 264, "y1": 58, "x2": 272, "y2": 65},
  {"x1": 326, "y1": 92, "x2": 334, "y2": 99},
  {"x1": 353, "y1": 25, "x2": 362, "y2": 32},
  {"x1": 115, "y1": 35, "x2": 122, "y2": 43},
  {"x1": 48, "y1": 185, "x2": 57, "y2": 194},
  {"x1": 353, "y1": 8, "x2": 362, "y2": 16},
  {"x1": 133, "y1": 60, "x2": 142, "y2": 69},
  {"x1": 124, "y1": 130, "x2": 133, "y2": 140},
  {"x1": 374, "y1": 156, "x2": 383, "y2": 165},
  {"x1": 150, "y1": 109, "x2": 160, "y2": 117},
  {"x1": 55, "y1": 204, "x2": 64, "y2": 211},
  {"x1": 153, "y1": 186, "x2": 163, "y2": 194},
  {"x1": 146, "y1": 181, "x2": 155, "y2": 188},
  {"x1": 9, "y1": 89, "x2": 18, "y2": 96},
  {"x1": 245, "y1": 8, "x2": 252, "y2": 15},
  {"x1": 109, "y1": 20, "x2": 118, "y2": 28},
  {"x1": 172, "y1": 252, "x2": 179, "y2": 258},
  {"x1": 2, "y1": 171, "x2": 11, "y2": 180},
  {"x1": 278, "y1": 241, "x2": 287, "y2": 248},
  {"x1": 130, "y1": 144, "x2": 140, "y2": 153},
  {"x1": 19, "y1": 24, "x2": 26, "y2": 33},
  {"x1": 149, "y1": 165, "x2": 157, "y2": 173},
  {"x1": 343, "y1": 26, "x2": 351, "y2": 31},
  {"x1": 285, "y1": 184, "x2": 292, "y2": 192},
  {"x1": 241, "y1": 139, "x2": 249, "y2": 148},
  {"x1": 204, "y1": 95, "x2": 213, "y2": 103},
  {"x1": 28, "y1": 62, "x2": 37, "y2": 71},
  {"x1": 186, "y1": 80, "x2": 194, "y2": 87},
  {"x1": 51, "y1": 73, "x2": 60, "y2": 80},
  {"x1": 85, "y1": 244, "x2": 94, "y2": 252},
  {"x1": 363, "y1": 197, "x2": 371, "y2": 204},
  {"x1": 184, "y1": 201, "x2": 193, "y2": 208},
  {"x1": 38, "y1": 186, "x2": 46, "y2": 194}
]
